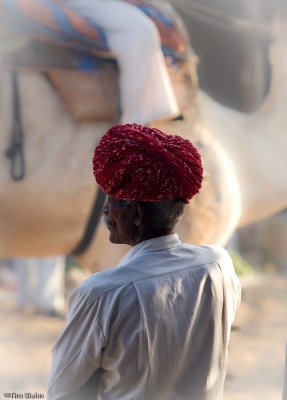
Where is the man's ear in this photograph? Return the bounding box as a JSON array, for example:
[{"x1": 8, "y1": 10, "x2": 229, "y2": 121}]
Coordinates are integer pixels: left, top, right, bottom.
[{"x1": 133, "y1": 202, "x2": 144, "y2": 226}]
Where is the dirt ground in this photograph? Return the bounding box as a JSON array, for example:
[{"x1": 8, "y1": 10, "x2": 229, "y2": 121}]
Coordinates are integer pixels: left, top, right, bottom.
[
  {"x1": 0, "y1": 271, "x2": 286, "y2": 400},
  {"x1": 224, "y1": 274, "x2": 287, "y2": 400}
]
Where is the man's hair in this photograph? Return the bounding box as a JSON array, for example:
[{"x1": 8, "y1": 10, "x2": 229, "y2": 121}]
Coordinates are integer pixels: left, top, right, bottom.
[{"x1": 139, "y1": 198, "x2": 186, "y2": 231}]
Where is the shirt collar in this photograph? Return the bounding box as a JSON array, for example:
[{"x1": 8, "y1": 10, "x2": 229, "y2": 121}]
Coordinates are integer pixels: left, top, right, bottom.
[{"x1": 117, "y1": 234, "x2": 181, "y2": 266}]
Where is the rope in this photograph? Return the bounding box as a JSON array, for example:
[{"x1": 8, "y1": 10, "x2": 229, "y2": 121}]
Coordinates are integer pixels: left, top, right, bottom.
[
  {"x1": 5, "y1": 71, "x2": 25, "y2": 181},
  {"x1": 70, "y1": 188, "x2": 106, "y2": 256}
]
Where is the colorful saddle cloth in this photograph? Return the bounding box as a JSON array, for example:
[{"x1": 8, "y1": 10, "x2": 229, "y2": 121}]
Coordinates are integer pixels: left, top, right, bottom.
[
  {"x1": 0, "y1": 0, "x2": 189, "y2": 70},
  {"x1": 0, "y1": 0, "x2": 195, "y2": 122}
]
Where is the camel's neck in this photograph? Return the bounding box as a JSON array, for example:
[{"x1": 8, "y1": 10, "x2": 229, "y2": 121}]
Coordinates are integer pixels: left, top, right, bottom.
[
  {"x1": 197, "y1": 38, "x2": 287, "y2": 226},
  {"x1": 261, "y1": 40, "x2": 287, "y2": 113}
]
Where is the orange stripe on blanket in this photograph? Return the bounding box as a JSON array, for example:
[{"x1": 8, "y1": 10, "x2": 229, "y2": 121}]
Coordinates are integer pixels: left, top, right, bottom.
[
  {"x1": 64, "y1": 8, "x2": 106, "y2": 42},
  {"x1": 17, "y1": 0, "x2": 59, "y2": 31}
]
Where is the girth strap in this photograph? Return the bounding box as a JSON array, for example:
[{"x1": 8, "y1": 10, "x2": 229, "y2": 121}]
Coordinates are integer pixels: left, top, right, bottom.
[
  {"x1": 5, "y1": 71, "x2": 25, "y2": 180},
  {"x1": 70, "y1": 188, "x2": 106, "y2": 256}
]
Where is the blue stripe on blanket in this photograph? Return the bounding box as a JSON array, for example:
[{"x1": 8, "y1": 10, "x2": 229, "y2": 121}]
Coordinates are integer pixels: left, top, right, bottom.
[
  {"x1": 41, "y1": 0, "x2": 108, "y2": 51},
  {"x1": 137, "y1": 4, "x2": 174, "y2": 27}
]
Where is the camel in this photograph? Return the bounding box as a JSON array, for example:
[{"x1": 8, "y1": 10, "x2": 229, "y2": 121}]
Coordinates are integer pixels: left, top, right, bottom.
[
  {"x1": 0, "y1": 12, "x2": 286, "y2": 270},
  {"x1": 197, "y1": 18, "x2": 287, "y2": 227},
  {"x1": 0, "y1": 65, "x2": 240, "y2": 269}
]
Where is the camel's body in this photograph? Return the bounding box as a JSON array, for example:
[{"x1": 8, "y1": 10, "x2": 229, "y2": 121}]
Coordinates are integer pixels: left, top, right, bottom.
[
  {"x1": 197, "y1": 37, "x2": 287, "y2": 226},
  {"x1": 1, "y1": 18, "x2": 286, "y2": 270},
  {"x1": 0, "y1": 68, "x2": 240, "y2": 269}
]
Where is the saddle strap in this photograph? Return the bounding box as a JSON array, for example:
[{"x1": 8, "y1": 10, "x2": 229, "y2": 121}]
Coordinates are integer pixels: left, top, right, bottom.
[
  {"x1": 70, "y1": 188, "x2": 106, "y2": 256},
  {"x1": 5, "y1": 71, "x2": 25, "y2": 181}
]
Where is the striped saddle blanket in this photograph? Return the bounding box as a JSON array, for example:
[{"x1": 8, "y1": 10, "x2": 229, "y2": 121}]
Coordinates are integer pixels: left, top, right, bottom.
[{"x1": 0, "y1": 0, "x2": 195, "y2": 121}]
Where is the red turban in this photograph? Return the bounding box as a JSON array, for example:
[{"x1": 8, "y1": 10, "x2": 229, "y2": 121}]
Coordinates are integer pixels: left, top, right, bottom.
[{"x1": 93, "y1": 124, "x2": 203, "y2": 203}]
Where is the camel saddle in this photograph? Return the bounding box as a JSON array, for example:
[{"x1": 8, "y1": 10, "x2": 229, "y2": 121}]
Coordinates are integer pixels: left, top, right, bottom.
[{"x1": 0, "y1": 0, "x2": 197, "y2": 121}]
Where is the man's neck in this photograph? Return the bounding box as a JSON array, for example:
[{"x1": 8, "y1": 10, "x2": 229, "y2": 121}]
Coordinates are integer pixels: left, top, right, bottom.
[{"x1": 131, "y1": 229, "x2": 175, "y2": 247}]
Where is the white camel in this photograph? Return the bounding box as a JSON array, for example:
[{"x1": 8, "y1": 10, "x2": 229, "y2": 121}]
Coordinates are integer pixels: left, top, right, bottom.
[
  {"x1": 0, "y1": 68, "x2": 240, "y2": 269},
  {"x1": 197, "y1": 19, "x2": 287, "y2": 227},
  {"x1": 0, "y1": 16, "x2": 286, "y2": 270}
]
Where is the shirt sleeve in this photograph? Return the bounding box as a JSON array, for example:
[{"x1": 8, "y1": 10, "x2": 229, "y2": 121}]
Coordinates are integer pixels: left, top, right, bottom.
[{"x1": 47, "y1": 287, "x2": 107, "y2": 400}]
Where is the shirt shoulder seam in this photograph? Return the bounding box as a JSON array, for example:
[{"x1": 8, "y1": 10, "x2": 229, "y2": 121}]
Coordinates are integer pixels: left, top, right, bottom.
[{"x1": 81, "y1": 261, "x2": 219, "y2": 304}]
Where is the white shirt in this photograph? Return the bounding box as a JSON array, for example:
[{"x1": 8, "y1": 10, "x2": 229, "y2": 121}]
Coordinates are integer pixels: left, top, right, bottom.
[{"x1": 48, "y1": 234, "x2": 241, "y2": 400}]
